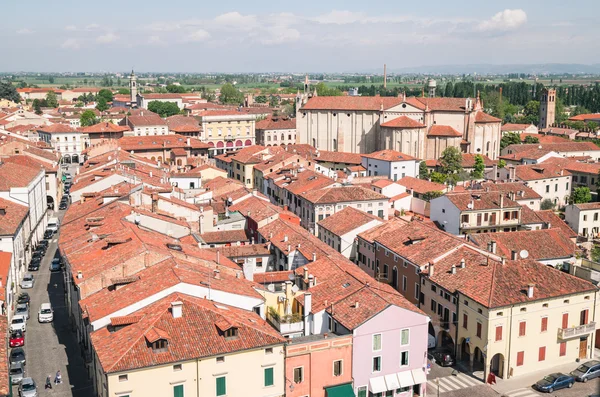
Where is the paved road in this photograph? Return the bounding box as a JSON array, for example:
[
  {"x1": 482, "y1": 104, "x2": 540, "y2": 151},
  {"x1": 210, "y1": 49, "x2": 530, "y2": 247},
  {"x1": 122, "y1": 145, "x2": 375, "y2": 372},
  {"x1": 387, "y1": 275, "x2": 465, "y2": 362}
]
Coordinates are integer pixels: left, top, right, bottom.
[{"x1": 12, "y1": 164, "x2": 93, "y2": 397}]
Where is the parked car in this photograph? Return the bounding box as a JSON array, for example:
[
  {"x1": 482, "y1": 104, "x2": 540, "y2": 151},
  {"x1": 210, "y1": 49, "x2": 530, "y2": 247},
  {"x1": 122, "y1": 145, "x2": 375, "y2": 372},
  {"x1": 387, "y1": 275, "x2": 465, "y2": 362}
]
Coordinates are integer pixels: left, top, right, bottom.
[
  {"x1": 17, "y1": 292, "x2": 30, "y2": 306},
  {"x1": 10, "y1": 315, "x2": 26, "y2": 333},
  {"x1": 59, "y1": 202, "x2": 67, "y2": 210},
  {"x1": 533, "y1": 373, "x2": 575, "y2": 393},
  {"x1": 571, "y1": 360, "x2": 600, "y2": 383},
  {"x1": 38, "y1": 303, "x2": 53, "y2": 323},
  {"x1": 19, "y1": 377, "x2": 37, "y2": 397},
  {"x1": 431, "y1": 350, "x2": 456, "y2": 367},
  {"x1": 50, "y1": 259, "x2": 61, "y2": 272},
  {"x1": 38, "y1": 240, "x2": 48, "y2": 248},
  {"x1": 10, "y1": 347, "x2": 26, "y2": 366},
  {"x1": 28, "y1": 262, "x2": 40, "y2": 272},
  {"x1": 10, "y1": 362, "x2": 24, "y2": 385},
  {"x1": 44, "y1": 230, "x2": 54, "y2": 239},
  {"x1": 9, "y1": 330, "x2": 24, "y2": 347},
  {"x1": 15, "y1": 303, "x2": 29, "y2": 320},
  {"x1": 20, "y1": 273, "x2": 34, "y2": 289}
]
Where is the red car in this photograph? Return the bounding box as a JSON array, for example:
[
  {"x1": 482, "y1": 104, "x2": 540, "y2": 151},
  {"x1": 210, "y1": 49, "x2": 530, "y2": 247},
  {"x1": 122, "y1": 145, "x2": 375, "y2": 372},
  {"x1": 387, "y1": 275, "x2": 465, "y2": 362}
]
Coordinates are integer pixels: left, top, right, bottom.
[{"x1": 9, "y1": 330, "x2": 24, "y2": 347}]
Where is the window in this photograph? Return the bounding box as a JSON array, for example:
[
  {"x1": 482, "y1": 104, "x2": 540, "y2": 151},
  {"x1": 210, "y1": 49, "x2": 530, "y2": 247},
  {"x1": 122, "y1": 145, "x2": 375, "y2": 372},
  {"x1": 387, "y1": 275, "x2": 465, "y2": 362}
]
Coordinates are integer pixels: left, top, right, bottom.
[
  {"x1": 495, "y1": 325, "x2": 502, "y2": 341},
  {"x1": 415, "y1": 283, "x2": 420, "y2": 300},
  {"x1": 541, "y1": 317, "x2": 548, "y2": 332},
  {"x1": 265, "y1": 348, "x2": 273, "y2": 355},
  {"x1": 562, "y1": 313, "x2": 569, "y2": 329},
  {"x1": 538, "y1": 346, "x2": 546, "y2": 362},
  {"x1": 431, "y1": 299, "x2": 437, "y2": 312},
  {"x1": 357, "y1": 386, "x2": 367, "y2": 397},
  {"x1": 216, "y1": 376, "x2": 226, "y2": 396},
  {"x1": 555, "y1": 184, "x2": 558, "y2": 192},
  {"x1": 545, "y1": 185, "x2": 550, "y2": 193},
  {"x1": 173, "y1": 364, "x2": 182, "y2": 371},
  {"x1": 581, "y1": 309, "x2": 589, "y2": 325},
  {"x1": 400, "y1": 329, "x2": 409, "y2": 345},
  {"x1": 559, "y1": 342, "x2": 567, "y2": 356},
  {"x1": 216, "y1": 356, "x2": 225, "y2": 363},
  {"x1": 402, "y1": 276, "x2": 407, "y2": 291},
  {"x1": 463, "y1": 313, "x2": 468, "y2": 329},
  {"x1": 333, "y1": 360, "x2": 343, "y2": 376},
  {"x1": 173, "y1": 384, "x2": 184, "y2": 397},
  {"x1": 516, "y1": 351, "x2": 524, "y2": 366},
  {"x1": 151, "y1": 339, "x2": 168, "y2": 352},
  {"x1": 373, "y1": 334, "x2": 382, "y2": 351},
  {"x1": 293, "y1": 367, "x2": 303, "y2": 383},
  {"x1": 264, "y1": 367, "x2": 274, "y2": 387},
  {"x1": 519, "y1": 321, "x2": 526, "y2": 336},
  {"x1": 224, "y1": 328, "x2": 238, "y2": 339},
  {"x1": 461, "y1": 214, "x2": 469, "y2": 223},
  {"x1": 476, "y1": 322, "x2": 482, "y2": 338},
  {"x1": 431, "y1": 285, "x2": 437, "y2": 293},
  {"x1": 400, "y1": 351, "x2": 409, "y2": 366},
  {"x1": 372, "y1": 356, "x2": 382, "y2": 372},
  {"x1": 119, "y1": 375, "x2": 128, "y2": 382}
]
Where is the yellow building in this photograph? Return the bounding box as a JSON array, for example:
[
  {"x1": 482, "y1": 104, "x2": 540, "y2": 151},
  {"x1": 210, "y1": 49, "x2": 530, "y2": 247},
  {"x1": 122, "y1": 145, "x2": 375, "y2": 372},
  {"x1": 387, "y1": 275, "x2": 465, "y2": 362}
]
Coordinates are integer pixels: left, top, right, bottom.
[
  {"x1": 92, "y1": 293, "x2": 286, "y2": 397},
  {"x1": 197, "y1": 110, "x2": 257, "y2": 156}
]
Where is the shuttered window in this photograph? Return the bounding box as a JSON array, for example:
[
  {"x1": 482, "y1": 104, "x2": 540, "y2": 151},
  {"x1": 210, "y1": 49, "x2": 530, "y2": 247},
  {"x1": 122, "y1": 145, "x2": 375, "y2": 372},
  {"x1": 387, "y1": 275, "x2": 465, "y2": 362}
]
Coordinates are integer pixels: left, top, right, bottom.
[
  {"x1": 519, "y1": 321, "x2": 526, "y2": 336},
  {"x1": 495, "y1": 326, "x2": 502, "y2": 341},
  {"x1": 541, "y1": 317, "x2": 548, "y2": 332},
  {"x1": 476, "y1": 323, "x2": 482, "y2": 338},
  {"x1": 562, "y1": 313, "x2": 569, "y2": 329},
  {"x1": 216, "y1": 377, "x2": 226, "y2": 396},
  {"x1": 516, "y1": 351, "x2": 524, "y2": 366},
  {"x1": 559, "y1": 342, "x2": 567, "y2": 357},
  {"x1": 173, "y1": 385, "x2": 184, "y2": 397},
  {"x1": 264, "y1": 367, "x2": 274, "y2": 387},
  {"x1": 463, "y1": 314, "x2": 468, "y2": 329},
  {"x1": 538, "y1": 346, "x2": 546, "y2": 362}
]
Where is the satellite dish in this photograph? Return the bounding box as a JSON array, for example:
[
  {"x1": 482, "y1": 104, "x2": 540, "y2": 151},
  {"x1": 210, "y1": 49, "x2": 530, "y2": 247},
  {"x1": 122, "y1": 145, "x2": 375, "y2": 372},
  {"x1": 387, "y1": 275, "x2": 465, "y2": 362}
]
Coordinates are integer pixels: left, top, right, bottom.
[
  {"x1": 291, "y1": 285, "x2": 299, "y2": 294},
  {"x1": 267, "y1": 284, "x2": 275, "y2": 292},
  {"x1": 288, "y1": 273, "x2": 295, "y2": 281},
  {"x1": 519, "y1": 250, "x2": 529, "y2": 259}
]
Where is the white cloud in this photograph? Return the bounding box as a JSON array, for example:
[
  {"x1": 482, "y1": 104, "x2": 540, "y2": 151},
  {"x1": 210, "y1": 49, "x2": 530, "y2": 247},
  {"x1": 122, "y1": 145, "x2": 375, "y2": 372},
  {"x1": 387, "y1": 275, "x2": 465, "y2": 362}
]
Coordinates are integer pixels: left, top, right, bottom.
[
  {"x1": 85, "y1": 23, "x2": 101, "y2": 31},
  {"x1": 312, "y1": 10, "x2": 366, "y2": 25},
  {"x1": 184, "y1": 29, "x2": 210, "y2": 42},
  {"x1": 64, "y1": 25, "x2": 77, "y2": 31},
  {"x1": 260, "y1": 26, "x2": 300, "y2": 45},
  {"x1": 147, "y1": 35, "x2": 165, "y2": 46},
  {"x1": 16, "y1": 28, "x2": 34, "y2": 35},
  {"x1": 61, "y1": 38, "x2": 81, "y2": 50},
  {"x1": 477, "y1": 9, "x2": 527, "y2": 32},
  {"x1": 213, "y1": 12, "x2": 258, "y2": 30},
  {"x1": 96, "y1": 32, "x2": 119, "y2": 44}
]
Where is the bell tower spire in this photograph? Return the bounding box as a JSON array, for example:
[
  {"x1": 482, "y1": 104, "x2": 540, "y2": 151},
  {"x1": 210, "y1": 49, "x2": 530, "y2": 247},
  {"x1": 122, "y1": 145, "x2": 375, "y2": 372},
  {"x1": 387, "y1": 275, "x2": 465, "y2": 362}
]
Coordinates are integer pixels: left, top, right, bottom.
[{"x1": 129, "y1": 70, "x2": 138, "y2": 108}]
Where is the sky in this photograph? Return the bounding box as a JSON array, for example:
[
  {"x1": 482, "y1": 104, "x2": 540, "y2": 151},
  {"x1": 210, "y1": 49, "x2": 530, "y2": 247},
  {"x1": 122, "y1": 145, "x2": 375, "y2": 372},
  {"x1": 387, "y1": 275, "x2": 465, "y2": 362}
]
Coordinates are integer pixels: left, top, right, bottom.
[{"x1": 2, "y1": 0, "x2": 599, "y2": 73}]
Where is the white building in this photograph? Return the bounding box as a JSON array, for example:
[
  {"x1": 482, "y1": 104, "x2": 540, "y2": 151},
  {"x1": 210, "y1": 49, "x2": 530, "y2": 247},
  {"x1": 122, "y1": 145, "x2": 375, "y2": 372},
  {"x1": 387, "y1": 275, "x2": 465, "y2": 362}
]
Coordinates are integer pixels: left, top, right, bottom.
[
  {"x1": 37, "y1": 124, "x2": 89, "y2": 164},
  {"x1": 361, "y1": 150, "x2": 420, "y2": 181},
  {"x1": 565, "y1": 202, "x2": 600, "y2": 238},
  {"x1": 255, "y1": 117, "x2": 296, "y2": 146}
]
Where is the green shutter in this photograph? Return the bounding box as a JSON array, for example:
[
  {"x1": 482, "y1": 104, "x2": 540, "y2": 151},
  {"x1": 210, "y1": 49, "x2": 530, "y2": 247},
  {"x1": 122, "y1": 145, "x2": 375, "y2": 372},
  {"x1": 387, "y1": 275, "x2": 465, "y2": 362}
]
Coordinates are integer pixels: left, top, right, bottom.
[
  {"x1": 216, "y1": 376, "x2": 226, "y2": 396},
  {"x1": 173, "y1": 384, "x2": 184, "y2": 397},
  {"x1": 264, "y1": 367, "x2": 274, "y2": 386},
  {"x1": 357, "y1": 386, "x2": 367, "y2": 397}
]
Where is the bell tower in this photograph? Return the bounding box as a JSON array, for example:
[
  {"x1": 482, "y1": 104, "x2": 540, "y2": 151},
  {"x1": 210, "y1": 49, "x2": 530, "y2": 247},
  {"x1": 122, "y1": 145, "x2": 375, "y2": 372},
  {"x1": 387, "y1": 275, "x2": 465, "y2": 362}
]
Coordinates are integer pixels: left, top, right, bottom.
[
  {"x1": 539, "y1": 88, "x2": 556, "y2": 129},
  {"x1": 129, "y1": 70, "x2": 138, "y2": 107}
]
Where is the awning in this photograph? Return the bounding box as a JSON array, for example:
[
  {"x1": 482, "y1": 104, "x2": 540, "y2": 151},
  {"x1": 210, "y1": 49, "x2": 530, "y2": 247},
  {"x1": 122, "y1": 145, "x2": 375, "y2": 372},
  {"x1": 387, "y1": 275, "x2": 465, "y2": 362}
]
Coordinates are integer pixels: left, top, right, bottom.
[
  {"x1": 384, "y1": 374, "x2": 400, "y2": 390},
  {"x1": 397, "y1": 371, "x2": 416, "y2": 388},
  {"x1": 369, "y1": 376, "x2": 387, "y2": 394},
  {"x1": 325, "y1": 383, "x2": 355, "y2": 397},
  {"x1": 411, "y1": 369, "x2": 427, "y2": 385}
]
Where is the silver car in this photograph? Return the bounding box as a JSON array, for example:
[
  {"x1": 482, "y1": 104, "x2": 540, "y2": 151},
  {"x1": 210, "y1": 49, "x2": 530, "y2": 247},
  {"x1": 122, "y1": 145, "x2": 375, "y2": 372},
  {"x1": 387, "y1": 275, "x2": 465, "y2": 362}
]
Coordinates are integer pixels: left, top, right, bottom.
[
  {"x1": 20, "y1": 273, "x2": 34, "y2": 289},
  {"x1": 19, "y1": 377, "x2": 37, "y2": 397},
  {"x1": 15, "y1": 303, "x2": 29, "y2": 320},
  {"x1": 10, "y1": 362, "x2": 24, "y2": 384}
]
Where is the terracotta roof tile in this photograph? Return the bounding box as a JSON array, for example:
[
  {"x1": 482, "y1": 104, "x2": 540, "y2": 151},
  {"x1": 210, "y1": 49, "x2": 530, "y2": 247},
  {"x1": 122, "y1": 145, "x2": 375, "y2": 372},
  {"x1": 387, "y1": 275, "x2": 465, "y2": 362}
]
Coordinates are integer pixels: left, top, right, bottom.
[
  {"x1": 37, "y1": 123, "x2": 78, "y2": 134},
  {"x1": 316, "y1": 150, "x2": 363, "y2": 165},
  {"x1": 0, "y1": 160, "x2": 42, "y2": 190},
  {"x1": 396, "y1": 176, "x2": 446, "y2": 195},
  {"x1": 478, "y1": 182, "x2": 541, "y2": 200},
  {"x1": 475, "y1": 111, "x2": 502, "y2": 123},
  {"x1": 362, "y1": 150, "x2": 417, "y2": 162},
  {"x1": 198, "y1": 230, "x2": 249, "y2": 244},
  {"x1": 318, "y1": 206, "x2": 382, "y2": 236},
  {"x1": 514, "y1": 163, "x2": 570, "y2": 181},
  {"x1": 380, "y1": 116, "x2": 425, "y2": 129},
  {"x1": 501, "y1": 123, "x2": 535, "y2": 132},
  {"x1": 165, "y1": 115, "x2": 201, "y2": 133},
  {"x1": 428, "y1": 125, "x2": 462, "y2": 137},
  {"x1": 444, "y1": 191, "x2": 520, "y2": 211},
  {"x1": 300, "y1": 186, "x2": 387, "y2": 204},
  {"x1": 255, "y1": 117, "x2": 295, "y2": 130}
]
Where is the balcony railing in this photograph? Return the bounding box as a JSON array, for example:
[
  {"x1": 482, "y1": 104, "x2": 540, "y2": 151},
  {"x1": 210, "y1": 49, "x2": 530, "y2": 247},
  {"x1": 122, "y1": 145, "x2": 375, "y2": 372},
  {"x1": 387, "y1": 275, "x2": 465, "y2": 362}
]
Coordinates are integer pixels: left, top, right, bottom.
[
  {"x1": 267, "y1": 308, "x2": 304, "y2": 334},
  {"x1": 557, "y1": 322, "x2": 596, "y2": 339}
]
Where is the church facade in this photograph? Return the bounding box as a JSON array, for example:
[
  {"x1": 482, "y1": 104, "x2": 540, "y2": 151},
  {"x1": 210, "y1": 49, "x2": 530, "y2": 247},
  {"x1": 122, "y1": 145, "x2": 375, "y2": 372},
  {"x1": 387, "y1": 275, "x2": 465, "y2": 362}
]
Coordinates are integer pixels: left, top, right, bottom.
[{"x1": 296, "y1": 90, "x2": 502, "y2": 160}]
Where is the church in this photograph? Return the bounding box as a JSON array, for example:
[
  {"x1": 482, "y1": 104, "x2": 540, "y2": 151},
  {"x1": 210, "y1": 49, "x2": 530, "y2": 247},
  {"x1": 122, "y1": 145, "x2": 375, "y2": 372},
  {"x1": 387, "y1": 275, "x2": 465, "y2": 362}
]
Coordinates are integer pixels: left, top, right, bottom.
[{"x1": 296, "y1": 80, "x2": 502, "y2": 160}]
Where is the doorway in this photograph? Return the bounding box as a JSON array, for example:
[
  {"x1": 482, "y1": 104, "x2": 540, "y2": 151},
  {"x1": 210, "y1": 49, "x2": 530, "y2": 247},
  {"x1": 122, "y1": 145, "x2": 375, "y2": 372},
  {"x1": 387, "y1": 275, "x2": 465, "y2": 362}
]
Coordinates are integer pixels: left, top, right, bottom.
[
  {"x1": 490, "y1": 353, "x2": 504, "y2": 378},
  {"x1": 580, "y1": 337, "x2": 588, "y2": 360}
]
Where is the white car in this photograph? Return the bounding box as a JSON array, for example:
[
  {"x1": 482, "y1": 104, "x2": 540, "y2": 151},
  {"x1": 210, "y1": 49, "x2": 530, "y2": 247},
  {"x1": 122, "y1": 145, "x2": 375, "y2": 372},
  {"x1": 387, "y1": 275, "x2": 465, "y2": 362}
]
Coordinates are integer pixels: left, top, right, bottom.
[
  {"x1": 15, "y1": 303, "x2": 29, "y2": 320},
  {"x1": 10, "y1": 315, "x2": 26, "y2": 333},
  {"x1": 20, "y1": 273, "x2": 34, "y2": 289},
  {"x1": 38, "y1": 303, "x2": 54, "y2": 323}
]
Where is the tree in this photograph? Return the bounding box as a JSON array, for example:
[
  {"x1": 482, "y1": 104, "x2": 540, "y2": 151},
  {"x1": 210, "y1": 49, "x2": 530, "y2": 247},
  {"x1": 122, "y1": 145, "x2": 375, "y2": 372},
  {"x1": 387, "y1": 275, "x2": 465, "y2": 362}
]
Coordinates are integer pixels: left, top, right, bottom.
[
  {"x1": 570, "y1": 187, "x2": 592, "y2": 204},
  {"x1": 587, "y1": 121, "x2": 598, "y2": 132},
  {"x1": 32, "y1": 99, "x2": 42, "y2": 115},
  {"x1": 497, "y1": 159, "x2": 507, "y2": 169},
  {"x1": 418, "y1": 161, "x2": 429, "y2": 180},
  {"x1": 540, "y1": 199, "x2": 555, "y2": 210},
  {"x1": 438, "y1": 146, "x2": 463, "y2": 175},
  {"x1": 572, "y1": 106, "x2": 590, "y2": 117},
  {"x1": 219, "y1": 83, "x2": 244, "y2": 105},
  {"x1": 48, "y1": 76, "x2": 55, "y2": 84},
  {"x1": 255, "y1": 95, "x2": 268, "y2": 104},
  {"x1": 591, "y1": 244, "x2": 600, "y2": 262},
  {"x1": 97, "y1": 89, "x2": 114, "y2": 103},
  {"x1": 430, "y1": 172, "x2": 447, "y2": 184},
  {"x1": 472, "y1": 155, "x2": 485, "y2": 179},
  {"x1": 79, "y1": 110, "x2": 98, "y2": 127},
  {"x1": 500, "y1": 132, "x2": 522, "y2": 150},
  {"x1": 423, "y1": 191, "x2": 444, "y2": 201},
  {"x1": 523, "y1": 135, "x2": 540, "y2": 144},
  {"x1": 96, "y1": 97, "x2": 109, "y2": 112},
  {"x1": 117, "y1": 88, "x2": 130, "y2": 95},
  {"x1": 147, "y1": 101, "x2": 180, "y2": 117},
  {"x1": 45, "y1": 91, "x2": 58, "y2": 108},
  {"x1": 166, "y1": 84, "x2": 187, "y2": 93},
  {"x1": 0, "y1": 81, "x2": 21, "y2": 103},
  {"x1": 315, "y1": 82, "x2": 342, "y2": 96}
]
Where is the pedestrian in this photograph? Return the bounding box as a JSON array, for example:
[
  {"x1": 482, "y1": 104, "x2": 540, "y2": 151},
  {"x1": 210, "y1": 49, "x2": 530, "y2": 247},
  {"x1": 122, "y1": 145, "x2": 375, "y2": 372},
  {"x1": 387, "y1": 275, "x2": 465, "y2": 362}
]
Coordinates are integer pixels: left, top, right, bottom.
[
  {"x1": 45, "y1": 375, "x2": 52, "y2": 389},
  {"x1": 55, "y1": 370, "x2": 62, "y2": 384},
  {"x1": 487, "y1": 372, "x2": 497, "y2": 385}
]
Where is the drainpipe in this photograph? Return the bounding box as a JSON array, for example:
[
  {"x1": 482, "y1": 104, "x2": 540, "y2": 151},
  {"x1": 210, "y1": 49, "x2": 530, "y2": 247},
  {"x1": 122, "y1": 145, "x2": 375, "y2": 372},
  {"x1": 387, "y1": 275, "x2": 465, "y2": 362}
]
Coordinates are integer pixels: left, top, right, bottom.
[
  {"x1": 507, "y1": 306, "x2": 514, "y2": 379},
  {"x1": 454, "y1": 296, "x2": 460, "y2": 359}
]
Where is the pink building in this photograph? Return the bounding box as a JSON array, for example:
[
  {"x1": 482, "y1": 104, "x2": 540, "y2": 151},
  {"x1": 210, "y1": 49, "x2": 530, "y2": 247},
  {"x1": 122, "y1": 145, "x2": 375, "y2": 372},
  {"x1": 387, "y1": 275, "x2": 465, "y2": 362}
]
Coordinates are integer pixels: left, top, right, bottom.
[{"x1": 285, "y1": 334, "x2": 353, "y2": 397}]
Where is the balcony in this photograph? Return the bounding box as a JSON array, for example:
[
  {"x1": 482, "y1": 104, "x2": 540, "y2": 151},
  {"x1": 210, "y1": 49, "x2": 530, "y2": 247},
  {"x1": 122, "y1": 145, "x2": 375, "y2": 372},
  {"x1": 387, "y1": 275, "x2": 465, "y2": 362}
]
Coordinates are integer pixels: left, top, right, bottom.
[
  {"x1": 557, "y1": 322, "x2": 596, "y2": 340},
  {"x1": 267, "y1": 308, "x2": 304, "y2": 335}
]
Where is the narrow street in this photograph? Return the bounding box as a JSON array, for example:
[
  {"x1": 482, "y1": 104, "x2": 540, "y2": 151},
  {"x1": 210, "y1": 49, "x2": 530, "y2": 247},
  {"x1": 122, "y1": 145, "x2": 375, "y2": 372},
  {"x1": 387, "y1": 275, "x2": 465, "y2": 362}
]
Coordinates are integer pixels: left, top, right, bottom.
[{"x1": 13, "y1": 164, "x2": 93, "y2": 397}]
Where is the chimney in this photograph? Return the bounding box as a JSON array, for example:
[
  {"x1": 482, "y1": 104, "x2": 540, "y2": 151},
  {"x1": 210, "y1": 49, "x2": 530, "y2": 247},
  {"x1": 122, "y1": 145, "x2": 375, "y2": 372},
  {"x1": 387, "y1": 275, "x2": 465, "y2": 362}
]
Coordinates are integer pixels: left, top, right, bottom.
[
  {"x1": 501, "y1": 256, "x2": 506, "y2": 266},
  {"x1": 214, "y1": 269, "x2": 220, "y2": 279},
  {"x1": 312, "y1": 252, "x2": 317, "y2": 262},
  {"x1": 451, "y1": 264, "x2": 457, "y2": 274},
  {"x1": 499, "y1": 194, "x2": 504, "y2": 209},
  {"x1": 171, "y1": 301, "x2": 183, "y2": 318},
  {"x1": 428, "y1": 262, "x2": 434, "y2": 277},
  {"x1": 354, "y1": 301, "x2": 360, "y2": 309},
  {"x1": 287, "y1": 244, "x2": 291, "y2": 252},
  {"x1": 308, "y1": 274, "x2": 315, "y2": 288},
  {"x1": 187, "y1": 138, "x2": 190, "y2": 146},
  {"x1": 527, "y1": 284, "x2": 535, "y2": 298},
  {"x1": 303, "y1": 267, "x2": 309, "y2": 283},
  {"x1": 490, "y1": 240, "x2": 497, "y2": 254},
  {"x1": 284, "y1": 235, "x2": 288, "y2": 242},
  {"x1": 303, "y1": 292, "x2": 312, "y2": 336},
  {"x1": 149, "y1": 171, "x2": 152, "y2": 178},
  {"x1": 77, "y1": 271, "x2": 83, "y2": 279},
  {"x1": 80, "y1": 195, "x2": 85, "y2": 205},
  {"x1": 511, "y1": 250, "x2": 518, "y2": 260},
  {"x1": 460, "y1": 258, "x2": 466, "y2": 269}
]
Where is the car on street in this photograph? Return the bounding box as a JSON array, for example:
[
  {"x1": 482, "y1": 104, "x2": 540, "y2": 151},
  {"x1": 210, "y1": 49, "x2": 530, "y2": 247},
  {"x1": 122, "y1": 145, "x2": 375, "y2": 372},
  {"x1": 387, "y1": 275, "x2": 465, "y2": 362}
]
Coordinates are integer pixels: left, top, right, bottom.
[
  {"x1": 431, "y1": 350, "x2": 456, "y2": 367},
  {"x1": 571, "y1": 360, "x2": 600, "y2": 383},
  {"x1": 50, "y1": 259, "x2": 61, "y2": 272},
  {"x1": 44, "y1": 230, "x2": 54, "y2": 239},
  {"x1": 10, "y1": 362, "x2": 24, "y2": 385},
  {"x1": 10, "y1": 315, "x2": 27, "y2": 333},
  {"x1": 15, "y1": 303, "x2": 29, "y2": 320},
  {"x1": 10, "y1": 347, "x2": 26, "y2": 366},
  {"x1": 38, "y1": 303, "x2": 54, "y2": 323},
  {"x1": 20, "y1": 273, "x2": 34, "y2": 289},
  {"x1": 17, "y1": 292, "x2": 30, "y2": 306},
  {"x1": 533, "y1": 373, "x2": 575, "y2": 393},
  {"x1": 19, "y1": 377, "x2": 37, "y2": 397},
  {"x1": 9, "y1": 330, "x2": 24, "y2": 347},
  {"x1": 28, "y1": 262, "x2": 40, "y2": 272},
  {"x1": 59, "y1": 202, "x2": 67, "y2": 210},
  {"x1": 38, "y1": 240, "x2": 48, "y2": 248}
]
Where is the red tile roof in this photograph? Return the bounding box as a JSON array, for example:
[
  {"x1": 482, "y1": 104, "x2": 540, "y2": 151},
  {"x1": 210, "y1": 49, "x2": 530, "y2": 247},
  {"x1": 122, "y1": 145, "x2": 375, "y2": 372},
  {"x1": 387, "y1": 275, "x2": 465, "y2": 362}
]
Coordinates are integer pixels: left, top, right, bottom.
[
  {"x1": 444, "y1": 191, "x2": 520, "y2": 211},
  {"x1": 520, "y1": 133, "x2": 568, "y2": 143},
  {"x1": 300, "y1": 186, "x2": 387, "y2": 204},
  {"x1": 478, "y1": 182, "x2": 541, "y2": 200},
  {"x1": 428, "y1": 125, "x2": 462, "y2": 137},
  {"x1": 37, "y1": 123, "x2": 78, "y2": 134},
  {"x1": 395, "y1": 176, "x2": 446, "y2": 195},
  {"x1": 91, "y1": 293, "x2": 285, "y2": 373},
  {"x1": 460, "y1": 154, "x2": 495, "y2": 168},
  {"x1": 165, "y1": 115, "x2": 201, "y2": 133},
  {"x1": 316, "y1": 150, "x2": 363, "y2": 165},
  {"x1": 126, "y1": 112, "x2": 166, "y2": 127},
  {"x1": 542, "y1": 157, "x2": 600, "y2": 175},
  {"x1": 274, "y1": 170, "x2": 336, "y2": 195},
  {"x1": 300, "y1": 96, "x2": 403, "y2": 111},
  {"x1": 0, "y1": 160, "x2": 43, "y2": 190},
  {"x1": 415, "y1": 97, "x2": 470, "y2": 112},
  {"x1": 501, "y1": 123, "x2": 535, "y2": 132},
  {"x1": 141, "y1": 93, "x2": 183, "y2": 100},
  {"x1": 504, "y1": 141, "x2": 600, "y2": 154},
  {"x1": 514, "y1": 163, "x2": 570, "y2": 181},
  {"x1": 475, "y1": 111, "x2": 502, "y2": 123},
  {"x1": 0, "y1": 198, "x2": 28, "y2": 235},
  {"x1": 199, "y1": 230, "x2": 249, "y2": 245},
  {"x1": 380, "y1": 116, "x2": 425, "y2": 129},
  {"x1": 362, "y1": 149, "x2": 417, "y2": 162},
  {"x1": 118, "y1": 135, "x2": 210, "y2": 151},
  {"x1": 80, "y1": 122, "x2": 130, "y2": 134},
  {"x1": 568, "y1": 113, "x2": 600, "y2": 122},
  {"x1": 256, "y1": 117, "x2": 296, "y2": 130},
  {"x1": 317, "y1": 206, "x2": 381, "y2": 236}
]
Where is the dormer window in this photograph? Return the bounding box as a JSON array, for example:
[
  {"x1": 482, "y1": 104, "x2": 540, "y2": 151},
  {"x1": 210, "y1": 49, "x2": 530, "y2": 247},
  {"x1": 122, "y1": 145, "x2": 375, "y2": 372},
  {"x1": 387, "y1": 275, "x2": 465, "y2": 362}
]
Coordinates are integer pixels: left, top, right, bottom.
[
  {"x1": 151, "y1": 339, "x2": 168, "y2": 353},
  {"x1": 216, "y1": 318, "x2": 239, "y2": 340},
  {"x1": 224, "y1": 328, "x2": 238, "y2": 339}
]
